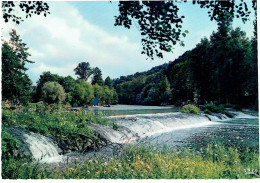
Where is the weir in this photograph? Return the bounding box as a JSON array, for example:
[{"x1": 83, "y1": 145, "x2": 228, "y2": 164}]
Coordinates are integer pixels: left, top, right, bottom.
[
  {"x1": 8, "y1": 111, "x2": 258, "y2": 164},
  {"x1": 8, "y1": 127, "x2": 64, "y2": 163}
]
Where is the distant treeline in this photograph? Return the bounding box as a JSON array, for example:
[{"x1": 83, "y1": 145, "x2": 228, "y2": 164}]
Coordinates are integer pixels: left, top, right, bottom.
[
  {"x1": 113, "y1": 24, "x2": 258, "y2": 108},
  {"x1": 31, "y1": 72, "x2": 118, "y2": 106}
]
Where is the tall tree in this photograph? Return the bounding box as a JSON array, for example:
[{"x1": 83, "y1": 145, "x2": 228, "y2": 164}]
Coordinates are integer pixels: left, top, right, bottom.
[
  {"x1": 104, "y1": 76, "x2": 113, "y2": 89},
  {"x1": 74, "y1": 62, "x2": 93, "y2": 81},
  {"x1": 115, "y1": 0, "x2": 254, "y2": 60},
  {"x1": 91, "y1": 67, "x2": 104, "y2": 86},
  {"x1": 71, "y1": 80, "x2": 94, "y2": 106},
  {"x1": 2, "y1": 30, "x2": 33, "y2": 105}
]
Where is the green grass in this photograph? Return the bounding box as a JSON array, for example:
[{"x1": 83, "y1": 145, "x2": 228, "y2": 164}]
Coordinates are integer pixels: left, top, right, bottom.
[
  {"x1": 2, "y1": 109, "x2": 109, "y2": 136},
  {"x1": 2, "y1": 143, "x2": 259, "y2": 179},
  {"x1": 2, "y1": 109, "x2": 111, "y2": 157}
]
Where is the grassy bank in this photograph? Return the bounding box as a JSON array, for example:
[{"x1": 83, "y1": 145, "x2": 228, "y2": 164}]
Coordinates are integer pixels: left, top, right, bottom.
[
  {"x1": 2, "y1": 143, "x2": 259, "y2": 179},
  {"x1": 2, "y1": 109, "x2": 109, "y2": 139},
  {"x1": 2, "y1": 109, "x2": 111, "y2": 163}
]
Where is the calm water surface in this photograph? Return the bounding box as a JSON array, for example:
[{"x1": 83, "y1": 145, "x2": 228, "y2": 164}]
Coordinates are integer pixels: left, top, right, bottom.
[{"x1": 88, "y1": 105, "x2": 179, "y2": 116}]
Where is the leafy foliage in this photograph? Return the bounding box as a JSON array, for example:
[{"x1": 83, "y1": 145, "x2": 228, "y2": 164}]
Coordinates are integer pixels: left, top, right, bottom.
[
  {"x1": 115, "y1": 1, "x2": 186, "y2": 60},
  {"x1": 71, "y1": 80, "x2": 94, "y2": 107},
  {"x1": 91, "y1": 67, "x2": 104, "y2": 86},
  {"x1": 1, "y1": 128, "x2": 20, "y2": 161},
  {"x1": 34, "y1": 71, "x2": 63, "y2": 102},
  {"x1": 201, "y1": 104, "x2": 232, "y2": 117},
  {"x1": 181, "y1": 104, "x2": 200, "y2": 114},
  {"x1": 42, "y1": 82, "x2": 66, "y2": 104},
  {"x1": 114, "y1": 23, "x2": 257, "y2": 108},
  {"x1": 2, "y1": 30, "x2": 33, "y2": 105},
  {"x1": 2, "y1": 1, "x2": 50, "y2": 24},
  {"x1": 115, "y1": 0, "x2": 255, "y2": 60},
  {"x1": 104, "y1": 76, "x2": 113, "y2": 88},
  {"x1": 74, "y1": 62, "x2": 93, "y2": 81}
]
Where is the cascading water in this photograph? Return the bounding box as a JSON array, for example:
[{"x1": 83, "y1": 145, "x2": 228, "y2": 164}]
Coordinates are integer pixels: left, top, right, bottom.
[
  {"x1": 23, "y1": 132, "x2": 64, "y2": 163},
  {"x1": 89, "y1": 111, "x2": 258, "y2": 145},
  {"x1": 89, "y1": 112, "x2": 219, "y2": 144},
  {"x1": 8, "y1": 127, "x2": 64, "y2": 163},
  {"x1": 8, "y1": 110, "x2": 257, "y2": 164}
]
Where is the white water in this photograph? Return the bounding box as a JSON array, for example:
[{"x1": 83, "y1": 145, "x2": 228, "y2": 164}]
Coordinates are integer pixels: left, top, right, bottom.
[
  {"x1": 23, "y1": 132, "x2": 64, "y2": 163},
  {"x1": 90, "y1": 112, "x2": 219, "y2": 144},
  {"x1": 21, "y1": 110, "x2": 257, "y2": 163}
]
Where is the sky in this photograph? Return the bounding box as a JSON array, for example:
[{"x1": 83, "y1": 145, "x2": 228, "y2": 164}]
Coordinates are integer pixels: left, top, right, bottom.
[{"x1": 1, "y1": 0, "x2": 256, "y2": 85}]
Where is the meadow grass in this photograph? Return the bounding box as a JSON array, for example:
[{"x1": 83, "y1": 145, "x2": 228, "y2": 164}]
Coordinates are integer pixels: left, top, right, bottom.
[{"x1": 2, "y1": 143, "x2": 259, "y2": 179}]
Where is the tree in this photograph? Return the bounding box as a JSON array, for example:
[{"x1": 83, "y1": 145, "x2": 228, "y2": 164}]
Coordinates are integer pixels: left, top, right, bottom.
[
  {"x1": 34, "y1": 71, "x2": 63, "y2": 102},
  {"x1": 71, "y1": 80, "x2": 94, "y2": 106},
  {"x1": 115, "y1": 0, "x2": 255, "y2": 60},
  {"x1": 103, "y1": 86, "x2": 114, "y2": 105},
  {"x1": 2, "y1": 1, "x2": 50, "y2": 24},
  {"x1": 59, "y1": 76, "x2": 76, "y2": 105},
  {"x1": 2, "y1": 30, "x2": 33, "y2": 105},
  {"x1": 104, "y1": 76, "x2": 113, "y2": 89},
  {"x1": 91, "y1": 67, "x2": 104, "y2": 86},
  {"x1": 42, "y1": 82, "x2": 66, "y2": 104},
  {"x1": 93, "y1": 84, "x2": 105, "y2": 105},
  {"x1": 74, "y1": 62, "x2": 93, "y2": 81},
  {"x1": 158, "y1": 76, "x2": 172, "y2": 104}
]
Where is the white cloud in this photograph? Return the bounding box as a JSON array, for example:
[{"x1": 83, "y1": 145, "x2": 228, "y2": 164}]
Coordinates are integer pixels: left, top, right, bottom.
[{"x1": 1, "y1": 1, "x2": 151, "y2": 84}]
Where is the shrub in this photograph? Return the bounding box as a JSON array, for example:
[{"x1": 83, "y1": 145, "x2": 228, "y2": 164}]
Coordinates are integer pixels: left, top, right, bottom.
[
  {"x1": 204, "y1": 108, "x2": 212, "y2": 115},
  {"x1": 1, "y1": 128, "x2": 20, "y2": 161},
  {"x1": 42, "y1": 82, "x2": 66, "y2": 104},
  {"x1": 181, "y1": 104, "x2": 200, "y2": 114},
  {"x1": 112, "y1": 122, "x2": 120, "y2": 131},
  {"x1": 201, "y1": 104, "x2": 234, "y2": 117},
  {"x1": 201, "y1": 104, "x2": 224, "y2": 113}
]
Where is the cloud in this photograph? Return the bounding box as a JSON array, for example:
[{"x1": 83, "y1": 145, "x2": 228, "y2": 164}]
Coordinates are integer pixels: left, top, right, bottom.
[{"x1": 2, "y1": 1, "x2": 154, "y2": 84}]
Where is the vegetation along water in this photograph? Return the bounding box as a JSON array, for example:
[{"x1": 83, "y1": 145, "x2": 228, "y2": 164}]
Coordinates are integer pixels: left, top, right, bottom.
[{"x1": 1, "y1": 0, "x2": 259, "y2": 180}]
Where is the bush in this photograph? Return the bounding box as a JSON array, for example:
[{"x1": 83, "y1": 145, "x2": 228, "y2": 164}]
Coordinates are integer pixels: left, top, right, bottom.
[
  {"x1": 112, "y1": 122, "x2": 120, "y2": 131},
  {"x1": 181, "y1": 104, "x2": 200, "y2": 114},
  {"x1": 201, "y1": 104, "x2": 224, "y2": 113},
  {"x1": 204, "y1": 108, "x2": 212, "y2": 115},
  {"x1": 1, "y1": 128, "x2": 20, "y2": 161},
  {"x1": 42, "y1": 82, "x2": 66, "y2": 104},
  {"x1": 201, "y1": 104, "x2": 234, "y2": 117}
]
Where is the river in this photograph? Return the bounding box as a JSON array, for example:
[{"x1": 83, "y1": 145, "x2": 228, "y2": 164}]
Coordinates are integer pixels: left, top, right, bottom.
[{"x1": 10, "y1": 105, "x2": 259, "y2": 164}]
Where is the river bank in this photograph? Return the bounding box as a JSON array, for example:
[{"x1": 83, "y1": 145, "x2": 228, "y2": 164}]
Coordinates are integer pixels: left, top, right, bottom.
[{"x1": 2, "y1": 105, "x2": 259, "y2": 179}]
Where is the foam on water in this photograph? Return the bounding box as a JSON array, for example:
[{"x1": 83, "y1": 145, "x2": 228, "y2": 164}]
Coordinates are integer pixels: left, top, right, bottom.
[
  {"x1": 23, "y1": 132, "x2": 64, "y2": 163},
  {"x1": 91, "y1": 112, "x2": 219, "y2": 144},
  {"x1": 229, "y1": 111, "x2": 258, "y2": 119},
  {"x1": 19, "y1": 110, "x2": 258, "y2": 163}
]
